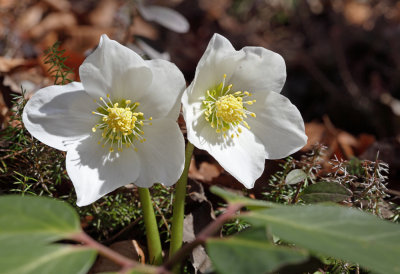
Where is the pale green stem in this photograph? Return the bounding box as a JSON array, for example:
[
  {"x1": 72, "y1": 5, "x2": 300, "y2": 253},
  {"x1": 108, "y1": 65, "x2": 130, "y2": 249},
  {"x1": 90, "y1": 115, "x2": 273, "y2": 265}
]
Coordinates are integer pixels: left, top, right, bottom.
[
  {"x1": 138, "y1": 187, "x2": 163, "y2": 265},
  {"x1": 169, "y1": 142, "x2": 195, "y2": 258}
]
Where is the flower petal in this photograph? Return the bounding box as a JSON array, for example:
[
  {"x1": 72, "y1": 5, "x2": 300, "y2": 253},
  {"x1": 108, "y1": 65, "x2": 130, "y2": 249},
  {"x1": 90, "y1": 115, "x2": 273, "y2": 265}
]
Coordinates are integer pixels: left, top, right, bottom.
[
  {"x1": 22, "y1": 82, "x2": 97, "y2": 151},
  {"x1": 137, "y1": 59, "x2": 186, "y2": 120},
  {"x1": 182, "y1": 89, "x2": 206, "y2": 139},
  {"x1": 66, "y1": 136, "x2": 141, "y2": 206},
  {"x1": 188, "y1": 33, "x2": 245, "y2": 102},
  {"x1": 138, "y1": 4, "x2": 190, "y2": 33},
  {"x1": 79, "y1": 34, "x2": 153, "y2": 100},
  {"x1": 229, "y1": 46, "x2": 286, "y2": 94},
  {"x1": 248, "y1": 91, "x2": 307, "y2": 159},
  {"x1": 187, "y1": 120, "x2": 265, "y2": 189},
  {"x1": 134, "y1": 118, "x2": 185, "y2": 187}
]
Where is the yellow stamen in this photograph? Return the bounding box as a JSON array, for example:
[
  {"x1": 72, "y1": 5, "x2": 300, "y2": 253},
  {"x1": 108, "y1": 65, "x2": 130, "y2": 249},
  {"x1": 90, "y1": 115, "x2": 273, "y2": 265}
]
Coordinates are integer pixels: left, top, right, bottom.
[
  {"x1": 91, "y1": 96, "x2": 152, "y2": 153},
  {"x1": 202, "y1": 74, "x2": 257, "y2": 139}
]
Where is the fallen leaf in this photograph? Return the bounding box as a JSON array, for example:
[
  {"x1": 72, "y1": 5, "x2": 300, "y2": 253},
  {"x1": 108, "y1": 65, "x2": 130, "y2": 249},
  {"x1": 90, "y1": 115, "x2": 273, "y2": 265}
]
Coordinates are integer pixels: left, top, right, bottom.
[
  {"x1": 89, "y1": 0, "x2": 118, "y2": 28},
  {"x1": 337, "y1": 131, "x2": 358, "y2": 158},
  {"x1": 0, "y1": 57, "x2": 26, "y2": 73},
  {"x1": 0, "y1": 0, "x2": 15, "y2": 9},
  {"x1": 41, "y1": 0, "x2": 71, "y2": 11},
  {"x1": 344, "y1": 1, "x2": 372, "y2": 26},
  {"x1": 17, "y1": 4, "x2": 45, "y2": 31},
  {"x1": 90, "y1": 240, "x2": 143, "y2": 273},
  {"x1": 131, "y1": 17, "x2": 159, "y2": 40},
  {"x1": 30, "y1": 12, "x2": 77, "y2": 39},
  {"x1": 189, "y1": 159, "x2": 221, "y2": 183}
]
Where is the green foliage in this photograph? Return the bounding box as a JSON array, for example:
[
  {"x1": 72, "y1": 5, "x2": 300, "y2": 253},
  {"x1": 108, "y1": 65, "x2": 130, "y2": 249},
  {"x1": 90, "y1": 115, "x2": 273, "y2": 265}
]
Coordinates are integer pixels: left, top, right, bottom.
[
  {"x1": 43, "y1": 41, "x2": 73, "y2": 85},
  {"x1": 0, "y1": 195, "x2": 96, "y2": 274},
  {"x1": 0, "y1": 88, "x2": 68, "y2": 198},
  {"x1": 264, "y1": 144, "x2": 326, "y2": 204},
  {"x1": 211, "y1": 187, "x2": 400, "y2": 274},
  {"x1": 301, "y1": 181, "x2": 352, "y2": 203},
  {"x1": 207, "y1": 236, "x2": 308, "y2": 274},
  {"x1": 210, "y1": 186, "x2": 277, "y2": 209},
  {"x1": 240, "y1": 204, "x2": 400, "y2": 274},
  {"x1": 263, "y1": 144, "x2": 398, "y2": 220},
  {"x1": 75, "y1": 192, "x2": 143, "y2": 241},
  {"x1": 0, "y1": 243, "x2": 95, "y2": 274},
  {"x1": 0, "y1": 195, "x2": 80, "y2": 242},
  {"x1": 285, "y1": 169, "x2": 307, "y2": 185},
  {"x1": 220, "y1": 217, "x2": 250, "y2": 236}
]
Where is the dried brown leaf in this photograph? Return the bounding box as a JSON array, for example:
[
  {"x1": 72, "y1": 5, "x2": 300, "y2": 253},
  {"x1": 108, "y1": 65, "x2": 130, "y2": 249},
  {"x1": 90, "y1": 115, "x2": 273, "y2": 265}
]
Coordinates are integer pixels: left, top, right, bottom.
[
  {"x1": 0, "y1": 57, "x2": 26, "y2": 73},
  {"x1": 88, "y1": 0, "x2": 118, "y2": 28},
  {"x1": 30, "y1": 12, "x2": 77, "y2": 39}
]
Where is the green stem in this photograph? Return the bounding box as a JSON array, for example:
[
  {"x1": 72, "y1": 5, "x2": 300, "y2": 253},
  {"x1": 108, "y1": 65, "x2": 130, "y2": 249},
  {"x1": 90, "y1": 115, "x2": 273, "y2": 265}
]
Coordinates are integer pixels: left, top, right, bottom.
[
  {"x1": 169, "y1": 142, "x2": 195, "y2": 258},
  {"x1": 138, "y1": 187, "x2": 163, "y2": 265}
]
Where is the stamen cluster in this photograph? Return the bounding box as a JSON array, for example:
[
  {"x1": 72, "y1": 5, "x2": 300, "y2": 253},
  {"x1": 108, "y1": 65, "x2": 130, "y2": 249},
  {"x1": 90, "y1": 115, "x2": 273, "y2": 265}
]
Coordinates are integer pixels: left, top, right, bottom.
[
  {"x1": 92, "y1": 94, "x2": 152, "y2": 152},
  {"x1": 203, "y1": 74, "x2": 256, "y2": 138}
]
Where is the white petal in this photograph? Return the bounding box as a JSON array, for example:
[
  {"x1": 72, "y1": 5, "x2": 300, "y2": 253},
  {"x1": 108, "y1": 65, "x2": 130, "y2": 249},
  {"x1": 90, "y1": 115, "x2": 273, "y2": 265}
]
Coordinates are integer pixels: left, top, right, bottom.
[
  {"x1": 79, "y1": 34, "x2": 153, "y2": 100},
  {"x1": 22, "y1": 82, "x2": 97, "y2": 151},
  {"x1": 248, "y1": 91, "x2": 307, "y2": 159},
  {"x1": 138, "y1": 4, "x2": 189, "y2": 33},
  {"x1": 137, "y1": 59, "x2": 185, "y2": 120},
  {"x1": 134, "y1": 118, "x2": 185, "y2": 187},
  {"x1": 66, "y1": 136, "x2": 141, "y2": 206},
  {"x1": 187, "y1": 34, "x2": 245, "y2": 102},
  {"x1": 182, "y1": 89, "x2": 206, "y2": 142},
  {"x1": 187, "y1": 120, "x2": 265, "y2": 189},
  {"x1": 229, "y1": 46, "x2": 286, "y2": 94}
]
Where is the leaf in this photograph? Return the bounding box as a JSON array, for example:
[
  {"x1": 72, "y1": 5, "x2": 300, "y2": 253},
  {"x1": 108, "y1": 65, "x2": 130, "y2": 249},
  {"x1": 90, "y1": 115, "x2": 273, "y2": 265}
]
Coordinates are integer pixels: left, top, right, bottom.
[
  {"x1": 0, "y1": 196, "x2": 97, "y2": 274},
  {"x1": 0, "y1": 241, "x2": 96, "y2": 274},
  {"x1": 240, "y1": 204, "x2": 400, "y2": 274},
  {"x1": 207, "y1": 236, "x2": 308, "y2": 274},
  {"x1": 0, "y1": 195, "x2": 81, "y2": 243},
  {"x1": 301, "y1": 181, "x2": 352, "y2": 203},
  {"x1": 285, "y1": 169, "x2": 307, "y2": 185},
  {"x1": 137, "y1": 4, "x2": 189, "y2": 33},
  {"x1": 125, "y1": 265, "x2": 159, "y2": 274},
  {"x1": 210, "y1": 186, "x2": 278, "y2": 209},
  {"x1": 0, "y1": 57, "x2": 26, "y2": 73}
]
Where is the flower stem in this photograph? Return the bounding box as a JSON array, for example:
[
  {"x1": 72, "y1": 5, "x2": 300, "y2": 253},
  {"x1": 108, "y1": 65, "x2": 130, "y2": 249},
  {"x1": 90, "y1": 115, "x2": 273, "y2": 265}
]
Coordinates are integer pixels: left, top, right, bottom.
[
  {"x1": 138, "y1": 187, "x2": 163, "y2": 265},
  {"x1": 163, "y1": 203, "x2": 243, "y2": 271},
  {"x1": 169, "y1": 142, "x2": 194, "y2": 258}
]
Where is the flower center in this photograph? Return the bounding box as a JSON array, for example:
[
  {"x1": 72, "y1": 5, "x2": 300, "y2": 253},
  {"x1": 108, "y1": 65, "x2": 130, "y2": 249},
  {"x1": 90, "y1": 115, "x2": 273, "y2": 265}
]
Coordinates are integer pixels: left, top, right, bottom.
[
  {"x1": 203, "y1": 74, "x2": 256, "y2": 138},
  {"x1": 104, "y1": 105, "x2": 138, "y2": 135},
  {"x1": 215, "y1": 94, "x2": 244, "y2": 124},
  {"x1": 91, "y1": 94, "x2": 152, "y2": 152}
]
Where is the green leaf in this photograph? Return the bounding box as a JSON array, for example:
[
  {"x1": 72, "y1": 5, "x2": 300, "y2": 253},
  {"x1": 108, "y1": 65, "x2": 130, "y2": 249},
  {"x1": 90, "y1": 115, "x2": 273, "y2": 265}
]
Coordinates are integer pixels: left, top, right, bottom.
[
  {"x1": 207, "y1": 236, "x2": 308, "y2": 274},
  {"x1": 127, "y1": 266, "x2": 158, "y2": 274},
  {"x1": 301, "y1": 182, "x2": 352, "y2": 203},
  {"x1": 234, "y1": 226, "x2": 270, "y2": 242},
  {"x1": 240, "y1": 204, "x2": 400, "y2": 274},
  {"x1": 0, "y1": 241, "x2": 96, "y2": 274},
  {"x1": 285, "y1": 169, "x2": 307, "y2": 185},
  {"x1": 0, "y1": 195, "x2": 81, "y2": 243},
  {"x1": 0, "y1": 196, "x2": 98, "y2": 273},
  {"x1": 210, "y1": 186, "x2": 277, "y2": 209}
]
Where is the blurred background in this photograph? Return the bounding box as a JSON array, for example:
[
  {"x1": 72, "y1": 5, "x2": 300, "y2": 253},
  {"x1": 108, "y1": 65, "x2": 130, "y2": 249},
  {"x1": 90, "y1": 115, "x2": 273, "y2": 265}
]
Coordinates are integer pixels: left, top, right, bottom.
[{"x1": 1, "y1": 0, "x2": 400, "y2": 187}]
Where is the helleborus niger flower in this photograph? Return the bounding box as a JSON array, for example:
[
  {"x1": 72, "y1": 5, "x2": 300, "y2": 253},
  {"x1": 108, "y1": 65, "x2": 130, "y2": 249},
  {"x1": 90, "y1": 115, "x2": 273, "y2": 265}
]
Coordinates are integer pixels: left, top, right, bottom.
[
  {"x1": 182, "y1": 33, "x2": 307, "y2": 188},
  {"x1": 23, "y1": 35, "x2": 185, "y2": 206}
]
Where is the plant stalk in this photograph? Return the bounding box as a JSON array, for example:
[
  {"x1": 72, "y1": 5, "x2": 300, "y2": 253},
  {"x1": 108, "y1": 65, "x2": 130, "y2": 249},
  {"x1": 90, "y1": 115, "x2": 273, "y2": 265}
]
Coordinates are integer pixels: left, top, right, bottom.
[
  {"x1": 163, "y1": 203, "x2": 243, "y2": 271},
  {"x1": 169, "y1": 142, "x2": 195, "y2": 258},
  {"x1": 138, "y1": 187, "x2": 163, "y2": 265}
]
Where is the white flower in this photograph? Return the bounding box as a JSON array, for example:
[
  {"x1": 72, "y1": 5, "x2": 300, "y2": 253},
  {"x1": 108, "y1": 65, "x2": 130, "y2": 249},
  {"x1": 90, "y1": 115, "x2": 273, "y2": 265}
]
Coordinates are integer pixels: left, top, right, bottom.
[
  {"x1": 182, "y1": 34, "x2": 307, "y2": 188},
  {"x1": 23, "y1": 35, "x2": 186, "y2": 206}
]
